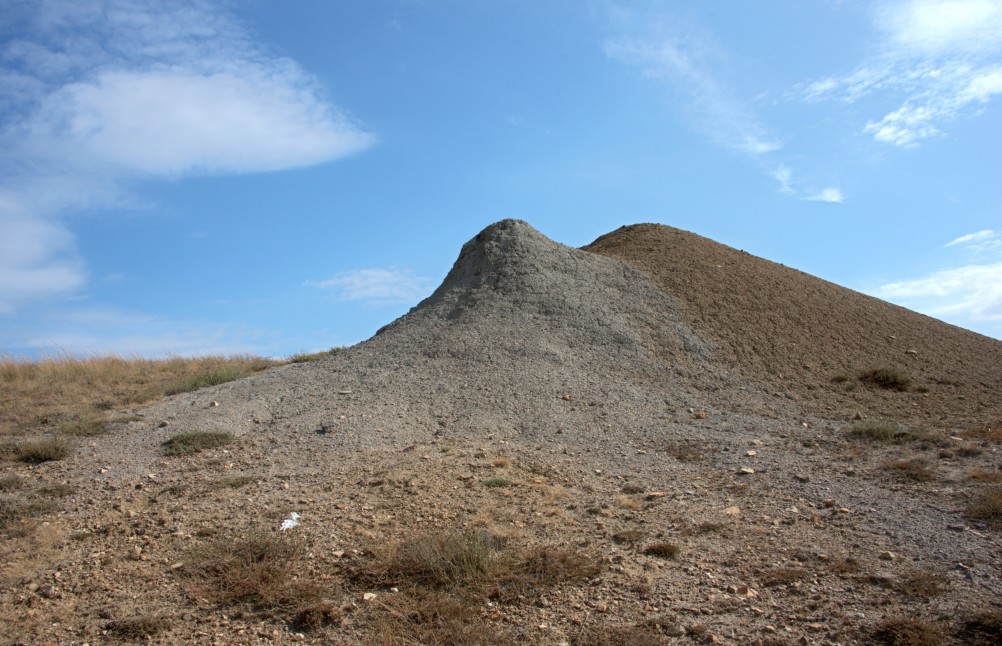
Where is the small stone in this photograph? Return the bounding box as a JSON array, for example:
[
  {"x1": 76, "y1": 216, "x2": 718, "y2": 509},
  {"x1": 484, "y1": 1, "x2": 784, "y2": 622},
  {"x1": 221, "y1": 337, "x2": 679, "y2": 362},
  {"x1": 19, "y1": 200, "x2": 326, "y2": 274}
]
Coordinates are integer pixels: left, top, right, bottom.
[
  {"x1": 879, "y1": 551, "x2": 897, "y2": 561},
  {"x1": 723, "y1": 505, "x2": 741, "y2": 515},
  {"x1": 745, "y1": 450, "x2": 757, "y2": 457},
  {"x1": 738, "y1": 467, "x2": 755, "y2": 475},
  {"x1": 947, "y1": 524, "x2": 966, "y2": 532},
  {"x1": 644, "y1": 491, "x2": 667, "y2": 500},
  {"x1": 794, "y1": 474, "x2": 810, "y2": 483},
  {"x1": 280, "y1": 482, "x2": 289, "y2": 490},
  {"x1": 157, "y1": 420, "x2": 169, "y2": 428},
  {"x1": 332, "y1": 550, "x2": 345, "y2": 558},
  {"x1": 562, "y1": 395, "x2": 573, "y2": 401},
  {"x1": 824, "y1": 498, "x2": 836, "y2": 508},
  {"x1": 363, "y1": 592, "x2": 378, "y2": 601},
  {"x1": 905, "y1": 349, "x2": 918, "y2": 355},
  {"x1": 694, "y1": 410, "x2": 708, "y2": 419},
  {"x1": 209, "y1": 401, "x2": 219, "y2": 408}
]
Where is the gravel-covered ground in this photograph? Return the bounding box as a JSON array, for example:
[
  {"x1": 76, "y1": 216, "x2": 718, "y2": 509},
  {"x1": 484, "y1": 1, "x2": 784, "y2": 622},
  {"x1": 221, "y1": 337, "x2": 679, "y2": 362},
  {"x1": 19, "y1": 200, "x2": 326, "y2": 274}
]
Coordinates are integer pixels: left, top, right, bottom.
[{"x1": 3, "y1": 220, "x2": 1000, "y2": 644}]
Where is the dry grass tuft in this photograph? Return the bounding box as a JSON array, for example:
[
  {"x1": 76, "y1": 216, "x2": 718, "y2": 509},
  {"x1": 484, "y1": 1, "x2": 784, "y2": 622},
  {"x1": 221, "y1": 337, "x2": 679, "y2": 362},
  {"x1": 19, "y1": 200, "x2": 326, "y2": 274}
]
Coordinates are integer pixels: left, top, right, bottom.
[
  {"x1": 0, "y1": 354, "x2": 278, "y2": 438},
  {"x1": 370, "y1": 529, "x2": 505, "y2": 589},
  {"x1": 106, "y1": 614, "x2": 170, "y2": 638},
  {"x1": 760, "y1": 567, "x2": 808, "y2": 587},
  {"x1": 15, "y1": 437, "x2": 72, "y2": 463},
  {"x1": 612, "y1": 530, "x2": 646, "y2": 545},
  {"x1": 968, "y1": 468, "x2": 1002, "y2": 483},
  {"x1": 162, "y1": 431, "x2": 233, "y2": 457},
  {"x1": 850, "y1": 420, "x2": 922, "y2": 443},
  {"x1": 642, "y1": 542, "x2": 681, "y2": 559},
  {"x1": 964, "y1": 486, "x2": 1002, "y2": 528},
  {"x1": 885, "y1": 458, "x2": 936, "y2": 482},
  {"x1": 184, "y1": 529, "x2": 323, "y2": 611},
  {"x1": 288, "y1": 347, "x2": 344, "y2": 364},
  {"x1": 957, "y1": 612, "x2": 1002, "y2": 645},
  {"x1": 868, "y1": 618, "x2": 945, "y2": 645},
  {"x1": 369, "y1": 589, "x2": 512, "y2": 645},
  {"x1": 895, "y1": 571, "x2": 946, "y2": 598},
  {"x1": 290, "y1": 602, "x2": 341, "y2": 633}
]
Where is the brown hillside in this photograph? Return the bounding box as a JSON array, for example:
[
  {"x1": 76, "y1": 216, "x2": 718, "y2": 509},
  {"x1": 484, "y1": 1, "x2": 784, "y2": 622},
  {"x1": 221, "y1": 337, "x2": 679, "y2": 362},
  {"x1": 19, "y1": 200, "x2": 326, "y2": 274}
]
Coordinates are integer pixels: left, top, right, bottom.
[{"x1": 584, "y1": 223, "x2": 1002, "y2": 429}]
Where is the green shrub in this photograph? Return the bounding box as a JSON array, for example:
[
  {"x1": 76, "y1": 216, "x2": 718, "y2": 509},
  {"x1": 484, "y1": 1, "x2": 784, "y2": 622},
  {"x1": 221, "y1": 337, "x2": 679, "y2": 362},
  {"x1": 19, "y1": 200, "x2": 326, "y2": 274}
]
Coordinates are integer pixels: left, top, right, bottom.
[
  {"x1": 860, "y1": 366, "x2": 912, "y2": 391},
  {"x1": 161, "y1": 431, "x2": 233, "y2": 456}
]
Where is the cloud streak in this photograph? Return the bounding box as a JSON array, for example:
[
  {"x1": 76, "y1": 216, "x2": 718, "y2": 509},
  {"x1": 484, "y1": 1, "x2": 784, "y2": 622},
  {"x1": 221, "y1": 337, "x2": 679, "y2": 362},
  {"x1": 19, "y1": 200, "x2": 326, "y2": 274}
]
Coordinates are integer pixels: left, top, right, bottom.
[
  {"x1": 603, "y1": 37, "x2": 782, "y2": 157},
  {"x1": 307, "y1": 268, "x2": 433, "y2": 305},
  {"x1": 801, "y1": 0, "x2": 1002, "y2": 146},
  {"x1": 0, "y1": 0, "x2": 374, "y2": 312}
]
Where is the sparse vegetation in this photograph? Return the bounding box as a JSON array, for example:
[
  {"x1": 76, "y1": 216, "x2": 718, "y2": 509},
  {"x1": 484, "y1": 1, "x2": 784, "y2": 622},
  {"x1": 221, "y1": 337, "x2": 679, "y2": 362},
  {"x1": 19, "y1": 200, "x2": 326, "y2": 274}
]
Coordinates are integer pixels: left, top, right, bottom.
[
  {"x1": 885, "y1": 458, "x2": 936, "y2": 482},
  {"x1": 106, "y1": 615, "x2": 170, "y2": 639},
  {"x1": 895, "y1": 571, "x2": 945, "y2": 599},
  {"x1": 849, "y1": 420, "x2": 926, "y2": 443},
  {"x1": 483, "y1": 477, "x2": 512, "y2": 488},
  {"x1": 184, "y1": 529, "x2": 323, "y2": 610},
  {"x1": 868, "y1": 618, "x2": 944, "y2": 645},
  {"x1": 288, "y1": 347, "x2": 345, "y2": 363},
  {"x1": 642, "y1": 542, "x2": 681, "y2": 559},
  {"x1": 15, "y1": 436, "x2": 72, "y2": 462},
  {"x1": 964, "y1": 486, "x2": 1002, "y2": 528},
  {"x1": 0, "y1": 354, "x2": 279, "y2": 439},
  {"x1": 207, "y1": 475, "x2": 255, "y2": 490},
  {"x1": 161, "y1": 431, "x2": 233, "y2": 456},
  {"x1": 859, "y1": 365, "x2": 913, "y2": 391}
]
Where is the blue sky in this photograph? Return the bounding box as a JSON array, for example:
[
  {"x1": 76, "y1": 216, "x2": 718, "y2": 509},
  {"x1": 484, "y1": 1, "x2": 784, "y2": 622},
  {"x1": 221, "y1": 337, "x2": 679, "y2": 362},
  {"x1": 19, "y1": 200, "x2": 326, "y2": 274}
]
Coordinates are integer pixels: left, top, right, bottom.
[{"x1": 1, "y1": 0, "x2": 1000, "y2": 358}]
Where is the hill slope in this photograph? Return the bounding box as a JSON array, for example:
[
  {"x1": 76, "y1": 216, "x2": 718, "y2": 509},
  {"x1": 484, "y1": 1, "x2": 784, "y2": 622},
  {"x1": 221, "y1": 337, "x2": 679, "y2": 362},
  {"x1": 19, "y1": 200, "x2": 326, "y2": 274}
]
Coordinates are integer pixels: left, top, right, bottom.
[
  {"x1": 585, "y1": 223, "x2": 1002, "y2": 428},
  {"x1": 3, "y1": 219, "x2": 1001, "y2": 645}
]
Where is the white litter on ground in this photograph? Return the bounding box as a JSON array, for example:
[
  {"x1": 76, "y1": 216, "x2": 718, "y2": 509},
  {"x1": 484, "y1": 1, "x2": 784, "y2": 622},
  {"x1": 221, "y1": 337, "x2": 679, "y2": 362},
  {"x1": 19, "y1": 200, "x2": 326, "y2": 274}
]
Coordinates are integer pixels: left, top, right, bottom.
[{"x1": 280, "y1": 512, "x2": 300, "y2": 531}]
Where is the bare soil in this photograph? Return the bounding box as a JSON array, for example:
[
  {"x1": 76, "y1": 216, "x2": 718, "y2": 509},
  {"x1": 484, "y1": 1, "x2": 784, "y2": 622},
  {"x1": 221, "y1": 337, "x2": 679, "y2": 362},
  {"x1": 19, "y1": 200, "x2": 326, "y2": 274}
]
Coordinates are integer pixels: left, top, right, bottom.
[{"x1": 2, "y1": 220, "x2": 1000, "y2": 645}]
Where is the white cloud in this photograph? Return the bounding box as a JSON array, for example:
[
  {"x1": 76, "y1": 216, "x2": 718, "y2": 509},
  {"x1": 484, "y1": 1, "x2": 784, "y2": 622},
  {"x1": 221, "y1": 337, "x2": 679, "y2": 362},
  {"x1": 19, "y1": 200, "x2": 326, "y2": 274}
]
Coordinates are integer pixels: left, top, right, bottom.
[
  {"x1": 0, "y1": 0, "x2": 374, "y2": 312},
  {"x1": 771, "y1": 165, "x2": 794, "y2": 194},
  {"x1": 874, "y1": 262, "x2": 1002, "y2": 321},
  {"x1": 801, "y1": 0, "x2": 1002, "y2": 146},
  {"x1": 0, "y1": 197, "x2": 85, "y2": 313},
  {"x1": 805, "y1": 187, "x2": 846, "y2": 203},
  {"x1": 307, "y1": 268, "x2": 433, "y2": 305},
  {"x1": 945, "y1": 229, "x2": 996, "y2": 246}
]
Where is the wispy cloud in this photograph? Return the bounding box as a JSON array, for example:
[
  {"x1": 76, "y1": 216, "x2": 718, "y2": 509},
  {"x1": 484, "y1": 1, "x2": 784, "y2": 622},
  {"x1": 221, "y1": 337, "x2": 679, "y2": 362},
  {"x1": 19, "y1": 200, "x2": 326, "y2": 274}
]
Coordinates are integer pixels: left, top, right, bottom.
[
  {"x1": 944, "y1": 228, "x2": 1000, "y2": 250},
  {"x1": 603, "y1": 37, "x2": 782, "y2": 157},
  {"x1": 871, "y1": 229, "x2": 1002, "y2": 335},
  {"x1": 0, "y1": 0, "x2": 374, "y2": 312},
  {"x1": 770, "y1": 165, "x2": 846, "y2": 203},
  {"x1": 4, "y1": 307, "x2": 275, "y2": 358},
  {"x1": 307, "y1": 268, "x2": 433, "y2": 305},
  {"x1": 805, "y1": 187, "x2": 845, "y2": 203},
  {"x1": 602, "y1": 6, "x2": 843, "y2": 203},
  {"x1": 801, "y1": 0, "x2": 1002, "y2": 146}
]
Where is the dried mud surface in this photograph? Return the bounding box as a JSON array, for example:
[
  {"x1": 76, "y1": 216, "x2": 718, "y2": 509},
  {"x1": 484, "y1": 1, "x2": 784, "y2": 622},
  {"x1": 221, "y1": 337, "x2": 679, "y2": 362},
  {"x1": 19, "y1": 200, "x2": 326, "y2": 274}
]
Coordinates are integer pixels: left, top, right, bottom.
[{"x1": 2, "y1": 220, "x2": 1000, "y2": 645}]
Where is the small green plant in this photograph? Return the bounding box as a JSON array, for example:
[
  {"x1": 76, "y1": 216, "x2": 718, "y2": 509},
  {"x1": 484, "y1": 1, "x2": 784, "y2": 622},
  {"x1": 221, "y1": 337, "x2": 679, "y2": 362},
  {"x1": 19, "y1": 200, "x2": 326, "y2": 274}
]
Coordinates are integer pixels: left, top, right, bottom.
[
  {"x1": 16, "y1": 437, "x2": 72, "y2": 463},
  {"x1": 483, "y1": 477, "x2": 512, "y2": 488},
  {"x1": 850, "y1": 420, "x2": 907, "y2": 442},
  {"x1": 860, "y1": 365, "x2": 913, "y2": 391},
  {"x1": 58, "y1": 412, "x2": 107, "y2": 437},
  {"x1": 161, "y1": 431, "x2": 233, "y2": 456},
  {"x1": 164, "y1": 367, "x2": 248, "y2": 395},
  {"x1": 208, "y1": 476, "x2": 255, "y2": 490}
]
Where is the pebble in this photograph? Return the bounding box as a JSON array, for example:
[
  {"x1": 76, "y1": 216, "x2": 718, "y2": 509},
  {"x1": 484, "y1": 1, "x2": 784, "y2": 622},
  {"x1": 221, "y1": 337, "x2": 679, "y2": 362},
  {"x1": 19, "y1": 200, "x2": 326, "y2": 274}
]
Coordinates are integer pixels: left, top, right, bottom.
[
  {"x1": 879, "y1": 551, "x2": 897, "y2": 561},
  {"x1": 724, "y1": 506, "x2": 741, "y2": 515},
  {"x1": 363, "y1": 592, "x2": 378, "y2": 601},
  {"x1": 745, "y1": 450, "x2": 757, "y2": 457},
  {"x1": 738, "y1": 467, "x2": 755, "y2": 475}
]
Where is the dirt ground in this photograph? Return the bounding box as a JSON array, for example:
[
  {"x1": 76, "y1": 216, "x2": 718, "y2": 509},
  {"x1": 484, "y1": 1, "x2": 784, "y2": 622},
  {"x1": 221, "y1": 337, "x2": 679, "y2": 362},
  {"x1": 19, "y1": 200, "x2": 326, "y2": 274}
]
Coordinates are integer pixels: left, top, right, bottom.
[{"x1": 2, "y1": 220, "x2": 1000, "y2": 645}]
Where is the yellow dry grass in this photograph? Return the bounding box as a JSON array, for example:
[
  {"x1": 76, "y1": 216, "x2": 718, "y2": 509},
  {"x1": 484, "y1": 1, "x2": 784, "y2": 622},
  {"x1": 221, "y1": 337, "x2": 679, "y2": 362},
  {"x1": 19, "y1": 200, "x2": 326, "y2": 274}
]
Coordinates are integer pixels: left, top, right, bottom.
[{"x1": 0, "y1": 354, "x2": 280, "y2": 438}]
